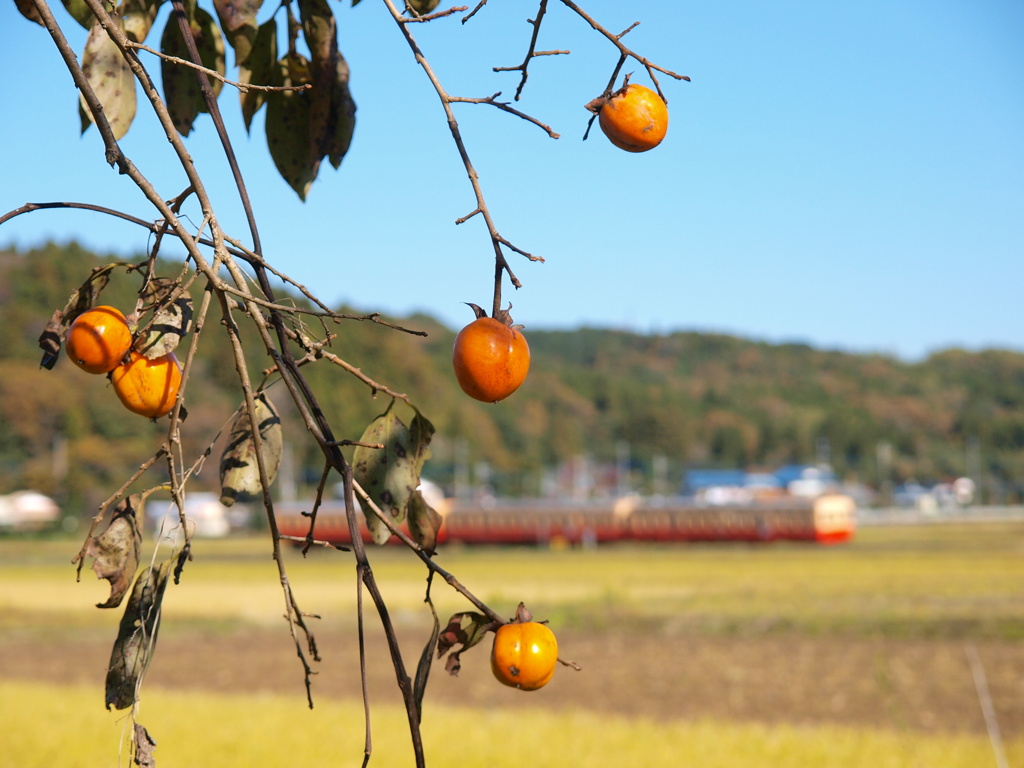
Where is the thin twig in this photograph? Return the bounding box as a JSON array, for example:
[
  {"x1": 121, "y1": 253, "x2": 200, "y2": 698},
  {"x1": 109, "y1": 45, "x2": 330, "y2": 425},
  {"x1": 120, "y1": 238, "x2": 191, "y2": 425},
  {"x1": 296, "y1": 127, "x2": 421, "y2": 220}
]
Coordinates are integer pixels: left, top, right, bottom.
[
  {"x1": 382, "y1": 0, "x2": 542, "y2": 318},
  {"x1": 448, "y1": 92, "x2": 560, "y2": 138},
  {"x1": 490, "y1": 0, "x2": 566, "y2": 101},
  {"x1": 126, "y1": 41, "x2": 313, "y2": 93},
  {"x1": 557, "y1": 0, "x2": 690, "y2": 102}
]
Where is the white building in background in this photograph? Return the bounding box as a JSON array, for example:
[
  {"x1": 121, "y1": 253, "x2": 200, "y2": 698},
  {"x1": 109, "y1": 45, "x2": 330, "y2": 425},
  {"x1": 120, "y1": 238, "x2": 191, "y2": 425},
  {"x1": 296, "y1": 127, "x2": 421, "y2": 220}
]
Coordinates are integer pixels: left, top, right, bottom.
[
  {"x1": 148, "y1": 493, "x2": 250, "y2": 542},
  {"x1": 0, "y1": 490, "x2": 60, "y2": 531}
]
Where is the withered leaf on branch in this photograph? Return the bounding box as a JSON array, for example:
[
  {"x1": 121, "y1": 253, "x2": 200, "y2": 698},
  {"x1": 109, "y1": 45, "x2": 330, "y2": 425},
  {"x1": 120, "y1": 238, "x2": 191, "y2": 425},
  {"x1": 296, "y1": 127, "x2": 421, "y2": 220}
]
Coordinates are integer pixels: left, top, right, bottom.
[
  {"x1": 240, "y1": 18, "x2": 277, "y2": 131},
  {"x1": 413, "y1": 594, "x2": 440, "y2": 722},
  {"x1": 38, "y1": 310, "x2": 64, "y2": 370},
  {"x1": 121, "y1": 0, "x2": 161, "y2": 43},
  {"x1": 85, "y1": 494, "x2": 143, "y2": 609},
  {"x1": 133, "y1": 722, "x2": 158, "y2": 767},
  {"x1": 80, "y1": 19, "x2": 137, "y2": 140},
  {"x1": 106, "y1": 558, "x2": 172, "y2": 710},
  {"x1": 161, "y1": 7, "x2": 226, "y2": 136},
  {"x1": 137, "y1": 278, "x2": 194, "y2": 359},
  {"x1": 352, "y1": 403, "x2": 440, "y2": 548},
  {"x1": 436, "y1": 611, "x2": 495, "y2": 676},
  {"x1": 140, "y1": 275, "x2": 174, "y2": 305},
  {"x1": 219, "y1": 394, "x2": 283, "y2": 506},
  {"x1": 214, "y1": 0, "x2": 261, "y2": 66}
]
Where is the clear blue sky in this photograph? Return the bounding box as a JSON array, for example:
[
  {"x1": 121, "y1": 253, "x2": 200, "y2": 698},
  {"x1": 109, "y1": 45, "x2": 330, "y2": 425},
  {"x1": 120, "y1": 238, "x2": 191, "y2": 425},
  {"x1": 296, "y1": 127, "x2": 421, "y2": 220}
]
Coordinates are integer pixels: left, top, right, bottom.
[{"x1": 2, "y1": 0, "x2": 1022, "y2": 360}]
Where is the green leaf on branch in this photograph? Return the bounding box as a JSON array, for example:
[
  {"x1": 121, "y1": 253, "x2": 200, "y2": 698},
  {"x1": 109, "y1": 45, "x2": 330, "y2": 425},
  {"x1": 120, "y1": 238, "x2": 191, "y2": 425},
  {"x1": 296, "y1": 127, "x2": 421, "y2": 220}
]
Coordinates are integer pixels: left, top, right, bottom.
[
  {"x1": 240, "y1": 17, "x2": 277, "y2": 131},
  {"x1": 105, "y1": 557, "x2": 172, "y2": 710},
  {"x1": 61, "y1": 0, "x2": 95, "y2": 29},
  {"x1": 160, "y1": 7, "x2": 226, "y2": 136},
  {"x1": 299, "y1": 0, "x2": 356, "y2": 170},
  {"x1": 85, "y1": 494, "x2": 143, "y2": 609},
  {"x1": 352, "y1": 402, "x2": 441, "y2": 549},
  {"x1": 214, "y1": 0, "x2": 261, "y2": 66},
  {"x1": 328, "y1": 54, "x2": 356, "y2": 169},
  {"x1": 261, "y1": 1, "x2": 355, "y2": 198},
  {"x1": 265, "y1": 54, "x2": 316, "y2": 200},
  {"x1": 79, "y1": 19, "x2": 137, "y2": 140}
]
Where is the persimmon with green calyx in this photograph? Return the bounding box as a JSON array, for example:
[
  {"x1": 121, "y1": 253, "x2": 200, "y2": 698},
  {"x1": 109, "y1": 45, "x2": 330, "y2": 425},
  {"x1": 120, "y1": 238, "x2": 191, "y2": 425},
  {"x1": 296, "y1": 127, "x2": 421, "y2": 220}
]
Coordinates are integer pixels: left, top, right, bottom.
[
  {"x1": 452, "y1": 303, "x2": 530, "y2": 403},
  {"x1": 491, "y1": 603, "x2": 558, "y2": 691},
  {"x1": 596, "y1": 82, "x2": 669, "y2": 153},
  {"x1": 110, "y1": 351, "x2": 182, "y2": 419},
  {"x1": 65, "y1": 306, "x2": 133, "y2": 374}
]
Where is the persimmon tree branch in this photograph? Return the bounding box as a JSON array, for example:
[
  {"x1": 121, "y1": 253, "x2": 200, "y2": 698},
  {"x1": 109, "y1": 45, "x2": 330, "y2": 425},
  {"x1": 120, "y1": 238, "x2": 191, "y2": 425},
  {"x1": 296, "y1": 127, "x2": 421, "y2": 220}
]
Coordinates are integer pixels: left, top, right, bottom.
[
  {"x1": 15, "y1": 0, "x2": 682, "y2": 764},
  {"x1": 126, "y1": 40, "x2": 313, "y2": 93},
  {"x1": 383, "y1": 0, "x2": 545, "y2": 320},
  {"x1": 447, "y1": 93, "x2": 560, "y2": 138},
  {"x1": 556, "y1": 0, "x2": 690, "y2": 101},
  {"x1": 491, "y1": 0, "x2": 569, "y2": 101}
]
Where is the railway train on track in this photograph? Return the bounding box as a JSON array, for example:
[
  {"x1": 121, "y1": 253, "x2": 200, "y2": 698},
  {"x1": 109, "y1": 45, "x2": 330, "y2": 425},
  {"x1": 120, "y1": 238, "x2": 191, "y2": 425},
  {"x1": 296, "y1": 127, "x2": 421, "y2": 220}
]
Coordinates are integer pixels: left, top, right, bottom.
[{"x1": 275, "y1": 493, "x2": 856, "y2": 547}]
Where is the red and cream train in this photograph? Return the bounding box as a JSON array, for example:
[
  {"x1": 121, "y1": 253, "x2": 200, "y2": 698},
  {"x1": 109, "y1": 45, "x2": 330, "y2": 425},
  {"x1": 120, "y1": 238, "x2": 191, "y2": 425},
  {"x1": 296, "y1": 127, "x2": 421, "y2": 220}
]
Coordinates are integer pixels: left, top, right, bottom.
[{"x1": 275, "y1": 493, "x2": 856, "y2": 547}]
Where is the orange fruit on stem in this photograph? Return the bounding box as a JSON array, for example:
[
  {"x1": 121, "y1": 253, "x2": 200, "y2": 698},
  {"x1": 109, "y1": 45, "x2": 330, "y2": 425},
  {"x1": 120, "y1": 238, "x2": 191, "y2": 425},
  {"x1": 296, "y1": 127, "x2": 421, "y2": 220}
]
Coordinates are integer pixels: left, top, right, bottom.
[
  {"x1": 452, "y1": 304, "x2": 530, "y2": 403},
  {"x1": 598, "y1": 83, "x2": 669, "y2": 153},
  {"x1": 110, "y1": 351, "x2": 182, "y2": 419},
  {"x1": 65, "y1": 306, "x2": 133, "y2": 374},
  {"x1": 491, "y1": 620, "x2": 558, "y2": 691}
]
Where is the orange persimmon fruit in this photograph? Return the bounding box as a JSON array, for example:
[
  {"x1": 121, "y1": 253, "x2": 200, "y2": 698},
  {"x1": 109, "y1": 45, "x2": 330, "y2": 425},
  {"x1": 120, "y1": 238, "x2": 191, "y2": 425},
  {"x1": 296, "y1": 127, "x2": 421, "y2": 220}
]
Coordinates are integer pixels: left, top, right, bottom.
[
  {"x1": 65, "y1": 306, "x2": 133, "y2": 374},
  {"x1": 491, "y1": 620, "x2": 558, "y2": 691},
  {"x1": 598, "y1": 83, "x2": 669, "y2": 153},
  {"x1": 452, "y1": 304, "x2": 530, "y2": 403},
  {"x1": 110, "y1": 351, "x2": 182, "y2": 419}
]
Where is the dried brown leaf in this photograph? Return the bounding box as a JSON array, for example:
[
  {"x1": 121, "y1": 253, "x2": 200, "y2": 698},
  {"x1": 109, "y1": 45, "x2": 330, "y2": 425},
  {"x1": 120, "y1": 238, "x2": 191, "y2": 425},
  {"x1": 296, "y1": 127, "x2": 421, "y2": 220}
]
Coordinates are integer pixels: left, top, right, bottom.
[
  {"x1": 85, "y1": 494, "x2": 143, "y2": 609},
  {"x1": 133, "y1": 722, "x2": 158, "y2": 767},
  {"x1": 219, "y1": 394, "x2": 283, "y2": 506},
  {"x1": 436, "y1": 611, "x2": 495, "y2": 676},
  {"x1": 106, "y1": 558, "x2": 172, "y2": 710}
]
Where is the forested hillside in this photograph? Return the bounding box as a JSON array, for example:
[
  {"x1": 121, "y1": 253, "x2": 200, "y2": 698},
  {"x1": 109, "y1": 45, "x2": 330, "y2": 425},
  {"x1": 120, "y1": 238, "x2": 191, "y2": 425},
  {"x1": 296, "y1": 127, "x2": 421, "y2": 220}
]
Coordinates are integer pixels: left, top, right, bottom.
[{"x1": 1, "y1": 242, "x2": 1022, "y2": 513}]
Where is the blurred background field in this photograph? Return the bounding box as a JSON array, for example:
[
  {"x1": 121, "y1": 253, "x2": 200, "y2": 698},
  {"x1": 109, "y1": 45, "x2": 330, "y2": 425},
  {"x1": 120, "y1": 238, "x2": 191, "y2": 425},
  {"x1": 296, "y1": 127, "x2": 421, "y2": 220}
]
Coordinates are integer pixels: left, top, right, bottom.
[{"x1": 1, "y1": 522, "x2": 1023, "y2": 767}]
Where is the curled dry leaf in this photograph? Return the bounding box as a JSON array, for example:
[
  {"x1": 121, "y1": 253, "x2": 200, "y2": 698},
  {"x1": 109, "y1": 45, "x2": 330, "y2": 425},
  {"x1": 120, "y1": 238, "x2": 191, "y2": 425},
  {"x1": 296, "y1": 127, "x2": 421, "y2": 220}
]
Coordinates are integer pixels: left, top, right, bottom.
[
  {"x1": 137, "y1": 281, "x2": 194, "y2": 359},
  {"x1": 352, "y1": 403, "x2": 441, "y2": 548},
  {"x1": 37, "y1": 309, "x2": 64, "y2": 370},
  {"x1": 133, "y1": 722, "x2": 158, "y2": 767},
  {"x1": 106, "y1": 558, "x2": 172, "y2": 710},
  {"x1": 436, "y1": 611, "x2": 496, "y2": 676},
  {"x1": 85, "y1": 494, "x2": 143, "y2": 609},
  {"x1": 219, "y1": 394, "x2": 283, "y2": 506}
]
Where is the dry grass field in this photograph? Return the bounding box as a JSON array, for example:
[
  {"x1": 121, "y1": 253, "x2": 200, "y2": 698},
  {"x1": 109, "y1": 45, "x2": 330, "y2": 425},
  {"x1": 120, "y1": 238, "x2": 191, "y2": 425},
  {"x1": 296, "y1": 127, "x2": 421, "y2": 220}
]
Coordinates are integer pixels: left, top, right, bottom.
[{"x1": 1, "y1": 521, "x2": 1022, "y2": 766}]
